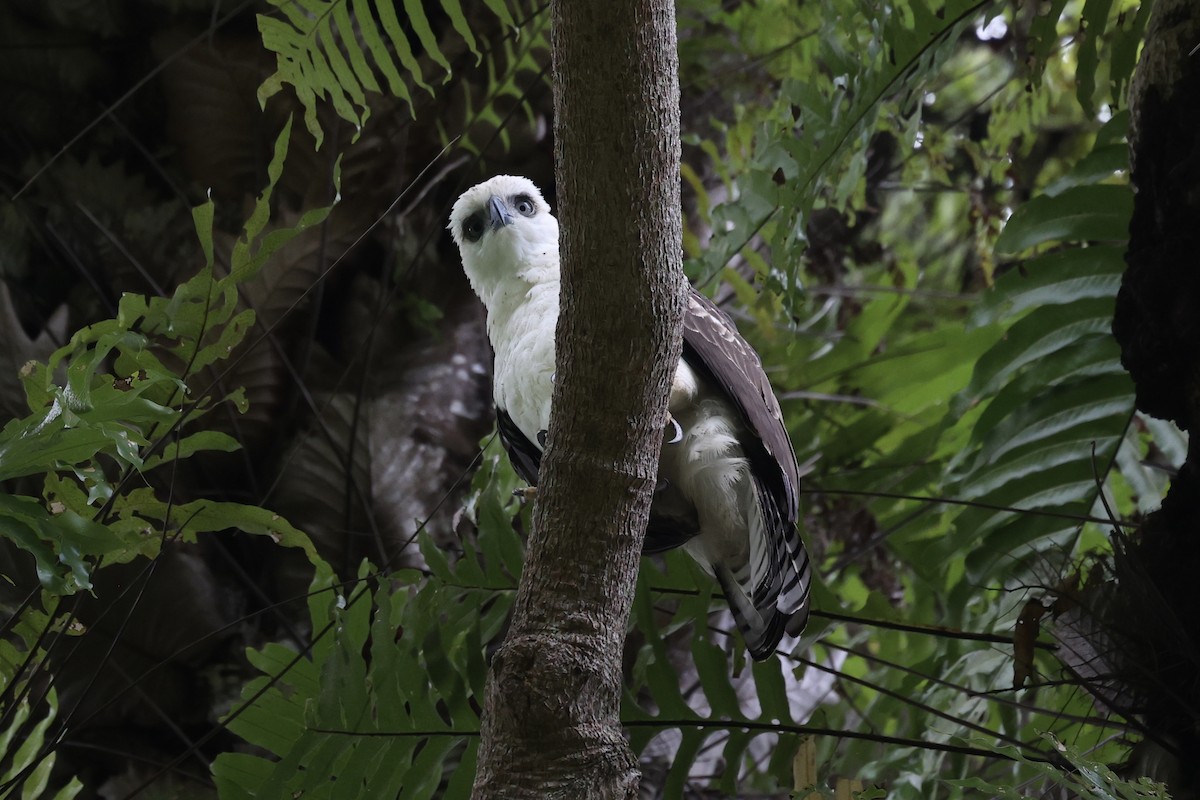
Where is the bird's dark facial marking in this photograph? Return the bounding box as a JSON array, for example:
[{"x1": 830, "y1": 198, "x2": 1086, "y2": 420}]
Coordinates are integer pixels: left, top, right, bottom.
[
  {"x1": 488, "y1": 195, "x2": 515, "y2": 230},
  {"x1": 513, "y1": 194, "x2": 536, "y2": 217},
  {"x1": 462, "y1": 213, "x2": 485, "y2": 243}
]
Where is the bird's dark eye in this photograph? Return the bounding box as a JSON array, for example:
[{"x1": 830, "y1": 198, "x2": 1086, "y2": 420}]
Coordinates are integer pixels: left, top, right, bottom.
[
  {"x1": 462, "y1": 213, "x2": 484, "y2": 242},
  {"x1": 514, "y1": 195, "x2": 536, "y2": 217}
]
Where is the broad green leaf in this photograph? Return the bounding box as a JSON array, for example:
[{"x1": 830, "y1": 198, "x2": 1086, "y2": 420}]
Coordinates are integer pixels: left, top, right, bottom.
[
  {"x1": 0, "y1": 415, "x2": 112, "y2": 483},
  {"x1": 751, "y1": 658, "x2": 794, "y2": 724},
  {"x1": 1044, "y1": 145, "x2": 1128, "y2": 197},
  {"x1": 995, "y1": 185, "x2": 1133, "y2": 255},
  {"x1": 961, "y1": 434, "x2": 1122, "y2": 500},
  {"x1": 960, "y1": 297, "x2": 1116, "y2": 406},
  {"x1": 167, "y1": 499, "x2": 331, "y2": 580},
  {"x1": 665, "y1": 728, "x2": 710, "y2": 798},
  {"x1": 967, "y1": 336, "x2": 1124, "y2": 443},
  {"x1": 971, "y1": 246, "x2": 1125, "y2": 329},
  {"x1": 140, "y1": 430, "x2": 241, "y2": 471},
  {"x1": 212, "y1": 752, "x2": 273, "y2": 798},
  {"x1": 972, "y1": 375, "x2": 1133, "y2": 468},
  {"x1": 691, "y1": 632, "x2": 742, "y2": 717},
  {"x1": 193, "y1": 197, "x2": 216, "y2": 268}
]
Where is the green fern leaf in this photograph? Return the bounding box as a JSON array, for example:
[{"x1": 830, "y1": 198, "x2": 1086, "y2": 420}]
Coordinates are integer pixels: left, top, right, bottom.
[
  {"x1": 213, "y1": 529, "x2": 519, "y2": 796},
  {"x1": 0, "y1": 605, "x2": 85, "y2": 798},
  {"x1": 1077, "y1": 0, "x2": 1117, "y2": 115},
  {"x1": 480, "y1": 0, "x2": 515, "y2": 31},
  {"x1": 439, "y1": 7, "x2": 550, "y2": 156},
  {"x1": 350, "y1": 0, "x2": 412, "y2": 110},
  {"x1": 995, "y1": 185, "x2": 1133, "y2": 255},
  {"x1": 402, "y1": 0, "x2": 451, "y2": 77},
  {"x1": 624, "y1": 556, "x2": 813, "y2": 794},
  {"x1": 751, "y1": 658, "x2": 795, "y2": 724},
  {"x1": 693, "y1": 0, "x2": 982, "y2": 305},
  {"x1": 257, "y1": 0, "x2": 516, "y2": 147},
  {"x1": 439, "y1": 0, "x2": 479, "y2": 61},
  {"x1": 961, "y1": 297, "x2": 1120, "y2": 406},
  {"x1": 972, "y1": 247, "x2": 1125, "y2": 328},
  {"x1": 664, "y1": 728, "x2": 711, "y2": 797},
  {"x1": 692, "y1": 631, "x2": 743, "y2": 717},
  {"x1": 929, "y1": 123, "x2": 1138, "y2": 587}
]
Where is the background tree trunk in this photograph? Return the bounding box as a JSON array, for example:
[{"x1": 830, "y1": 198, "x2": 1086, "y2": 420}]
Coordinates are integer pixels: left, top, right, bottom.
[
  {"x1": 471, "y1": 1, "x2": 683, "y2": 798},
  {"x1": 1100, "y1": 1, "x2": 1200, "y2": 796}
]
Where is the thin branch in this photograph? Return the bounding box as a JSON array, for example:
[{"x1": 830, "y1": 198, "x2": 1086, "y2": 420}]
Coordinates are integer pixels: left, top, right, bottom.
[
  {"x1": 822, "y1": 642, "x2": 1129, "y2": 731},
  {"x1": 812, "y1": 609, "x2": 1056, "y2": 650},
  {"x1": 308, "y1": 720, "x2": 1047, "y2": 765},
  {"x1": 811, "y1": 486, "x2": 1139, "y2": 529}
]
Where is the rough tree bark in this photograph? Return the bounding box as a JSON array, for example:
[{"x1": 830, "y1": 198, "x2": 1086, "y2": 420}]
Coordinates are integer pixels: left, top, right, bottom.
[
  {"x1": 471, "y1": 2, "x2": 683, "y2": 799},
  {"x1": 1100, "y1": 1, "x2": 1200, "y2": 795}
]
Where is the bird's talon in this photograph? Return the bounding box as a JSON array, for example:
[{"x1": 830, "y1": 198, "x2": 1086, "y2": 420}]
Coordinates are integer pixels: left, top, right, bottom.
[
  {"x1": 664, "y1": 416, "x2": 683, "y2": 445},
  {"x1": 512, "y1": 486, "x2": 538, "y2": 501}
]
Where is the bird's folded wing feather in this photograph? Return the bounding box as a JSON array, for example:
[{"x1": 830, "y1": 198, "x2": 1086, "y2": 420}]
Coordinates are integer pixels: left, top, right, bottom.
[
  {"x1": 680, "y1": 288, "x2": 800, "y2": 521},
  {"x1": 496, "y1": 406, "x2": 542, "y2": 486}
]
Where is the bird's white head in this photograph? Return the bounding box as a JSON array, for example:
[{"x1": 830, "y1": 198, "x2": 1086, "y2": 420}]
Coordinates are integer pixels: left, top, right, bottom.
[{"x1": 448, "y1": 175, "x2": 559, "y2": 306}]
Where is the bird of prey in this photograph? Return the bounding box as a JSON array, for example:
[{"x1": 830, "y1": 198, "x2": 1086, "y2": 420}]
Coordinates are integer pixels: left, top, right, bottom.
[{"x1": 449, "y1": 175, "x2": 810, "y2": 659}]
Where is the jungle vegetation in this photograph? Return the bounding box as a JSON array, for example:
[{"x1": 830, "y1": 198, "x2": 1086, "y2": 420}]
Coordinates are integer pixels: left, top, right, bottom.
[{"x1": 0, "y1": 0, "x2": 1192, "y2": 797}]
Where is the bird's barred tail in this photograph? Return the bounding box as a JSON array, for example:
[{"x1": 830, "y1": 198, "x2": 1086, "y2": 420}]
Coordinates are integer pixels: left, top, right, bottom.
[{"x1": 720, "y1": 487, "x2": 811, "y2": 660}]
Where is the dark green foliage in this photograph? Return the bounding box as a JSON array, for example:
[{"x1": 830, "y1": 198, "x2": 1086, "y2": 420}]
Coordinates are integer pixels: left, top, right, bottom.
[
  {"x1": 942, "y1": 114, "x2": 1135, "y2": 595},
  {"x1": 952, "y1": 733, "x2": 1169, "y2": 799},
  {"x1": 0, "y1": 120, "x2": 330, "y2": 596},
  {"x1": 196, "y1": 0, "x2": 1175, "y2": 794},
  {"x1": 0, "y1": 607, "x2": 82, "y2": 799},
  {"x1": 211, "y1": 562, "x2": 504, "y2": 798},
  {"x1": 687, "y1": 0, "x2": 988, "y2": 303},
  {"x1": 0, "y1": 119, "x2": 335, "y2": 794},
  {"x1": 0, "y1": 0, "x2": 1175, "y2": 796},
  {"x1": 212, "y1": 437, "x2": 522, "y2": 798}
]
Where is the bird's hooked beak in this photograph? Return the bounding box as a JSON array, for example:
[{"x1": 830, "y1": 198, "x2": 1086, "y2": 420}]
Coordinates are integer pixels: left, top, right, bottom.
[{"x1": 487, "y1": 195, "x2": 514, "y2": 231}]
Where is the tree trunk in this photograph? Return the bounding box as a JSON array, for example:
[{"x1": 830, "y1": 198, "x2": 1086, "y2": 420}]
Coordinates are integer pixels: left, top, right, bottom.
[
  {"x1": 1115, "y1": 0, "x2": 1200, "y2": 431},
  {"x1": 470, "y1": 1, "x2": 683, "y2": 798},
  {"x1": 1103, "y1": 1, "x2": 1200, "y2": 795}
]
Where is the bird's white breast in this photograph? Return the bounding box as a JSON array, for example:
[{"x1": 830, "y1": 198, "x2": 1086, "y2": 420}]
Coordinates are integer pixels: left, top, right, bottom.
[{"x1": 488, "y1": 281, "x2": 559, "y2": 447}]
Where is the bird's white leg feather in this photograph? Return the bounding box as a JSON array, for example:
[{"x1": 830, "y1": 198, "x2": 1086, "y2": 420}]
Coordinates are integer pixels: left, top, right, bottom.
[
  {"x1": 666, "y1": 398, "x2": 754, "y2": 575},
  {"x1": 669, "y1": 359, "x2": 700, "y2": 414}
]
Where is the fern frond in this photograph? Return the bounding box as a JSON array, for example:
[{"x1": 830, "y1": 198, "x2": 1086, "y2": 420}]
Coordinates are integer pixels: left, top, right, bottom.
[
  {"x1": 437, "y1": 5, "x2": 550, "y2": 156},
  {"x1": 624, "y1": 552, "x2": 818, "y2": 795},
  {"x1": 693, "y1": 0, "x2": 985, "y2": 304},
  {"x1": 940, "y1": 113, "x2": 1136, "y2": 592},
  {"x1": 213, "y1": 555, "x2": 513, "y2": 798},
  {"x1": 256, "y1": 0, "x2": 519, "y2": 147}
]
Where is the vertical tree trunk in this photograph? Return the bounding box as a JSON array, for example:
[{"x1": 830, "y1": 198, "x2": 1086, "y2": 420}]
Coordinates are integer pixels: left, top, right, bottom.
[
  {"x1": 471, "y1": 2, "x2": 683, "y2": 799},
  {"x1": 1105, "y1": 1, "x2": 1200, "y2": 795}
]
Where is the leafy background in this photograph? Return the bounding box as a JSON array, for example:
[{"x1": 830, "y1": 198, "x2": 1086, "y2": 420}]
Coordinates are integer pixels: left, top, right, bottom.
[{"x1": 0, "y1": 0, "x2": 1183, "y2": 797}]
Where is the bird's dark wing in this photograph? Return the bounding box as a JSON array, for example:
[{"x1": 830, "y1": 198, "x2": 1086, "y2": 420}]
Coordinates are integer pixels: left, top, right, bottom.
[
  {"x1": 681, "y1": 289, "x2": 800, "y2": 522},
  {"x1": 681, "y1": 288, "x2": 810, "y2": 656},
  {"x1": 495, "y1": 406, "x2": 542, "y2": 486}
]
